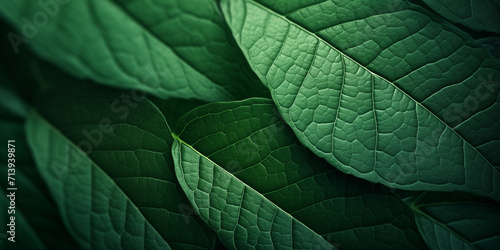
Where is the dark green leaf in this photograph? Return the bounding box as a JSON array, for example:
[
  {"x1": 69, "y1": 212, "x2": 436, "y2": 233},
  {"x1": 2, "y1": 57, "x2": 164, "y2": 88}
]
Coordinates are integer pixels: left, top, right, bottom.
[
  {"x1": 151, "y1": 97, "x2": 208, "y2": 128},
  {"x1": 410, "y1": 192, "x2": 500, "y2": 249},
  {"x1": 0, "y1": 0, "x2": 268, "y2": 101},
  {"x1": 26, "y1": 82, "x2": 218, "y2": 249},
  {"x1": 422, "y1": 0, "x2": 500, "y2": 34},
  {"x1": 172, "y1": 98, "x2": 426, "y2": 249},
  {"x1": 0, "y1": 71, "x2": 28, "y2": 119},
  {"x1": 112, "y1": 0, "x2": 270, "y2": 99},
  {"x1": 0, "y1": 87, "x2": 78, "y2": 250},
  {"x1": 477, "y1": 37, "x2": 500, "y2": 60}
]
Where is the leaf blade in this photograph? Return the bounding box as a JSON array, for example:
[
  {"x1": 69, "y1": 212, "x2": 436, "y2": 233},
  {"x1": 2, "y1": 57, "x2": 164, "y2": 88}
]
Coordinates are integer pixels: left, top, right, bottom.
[
  {"x1": 221, "y1": 0, "x2": 500, "y2": 200},
  {"x1": 0, "y1": 108, "x2": 79, "y2": 250},
  {"x1": 25, "y1": 82, "x2": 218, "y2": 249},
  {"x1": 171, "y1": 98, "x2": 426, "y2": 249},
  {"x1": 410, "y1": 192, "x2": 500, "y2": 250},
  {"x1": 422, "y1": 0, "x2": 500, "y2": 34},
  {"x1": 173, "y1": 138, "x2": 334, "y2": 250},
  {"x1": 0, "y1": 0, "x2": 268, "y2": 101}
]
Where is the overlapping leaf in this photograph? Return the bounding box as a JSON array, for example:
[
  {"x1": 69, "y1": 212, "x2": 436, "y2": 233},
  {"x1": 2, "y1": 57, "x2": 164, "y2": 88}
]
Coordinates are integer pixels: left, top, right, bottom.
[
  {"x1": 112, "y1": 0, "x2": 269, "y2": 99},
  {"x1": 0, "y1": 0, "x2": 268, "y2": 101},
  {"x1": 422, "y1": 0, "x2": 500, "y2": 34},
  {"x1": 0, "y1": 81, "x2": 78, "y2": 250},
  {"x1": 171, "y1": 98, "x2": 426, "y2": 249},
  {"x1": 478, "y1": 37, "x2": 500, "y2": 60},
  {"x1": 221, "y1": 0, "x2": 500, "y2": 200},
  {"x1": 0, "y1": 72, "x2": 27, "y2": 119},
  {"x1": 409, "y1": 192, "x2": 500, "y2": 249},
  {"x1": 151, "y1": 97, "x2": 208, "y2": 128},
  {"x1": 26, "y1": 82, "x2": 218, "y2": 249}
]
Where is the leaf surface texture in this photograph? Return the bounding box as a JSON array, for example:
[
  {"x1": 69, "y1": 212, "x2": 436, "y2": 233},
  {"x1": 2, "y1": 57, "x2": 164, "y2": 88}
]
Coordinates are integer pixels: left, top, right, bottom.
[
  {"x1": 26, "y1": 83, "x2": 218, "y2": 249},
  {"x1": 0, "y1": 0, "x2": 268, "y2": 101},
  {"x1": 221, "y1": 0, "x2": 500, "y2": 199},
  {"x1": 410, "y1": 192, "x2": 500, "y2": 249},
  {"x1": 172, "y1": 98, "x2": 426, "y2": 249},
  {"x1": 422, "y1": 0, "x2": 500, "y2": 34}
]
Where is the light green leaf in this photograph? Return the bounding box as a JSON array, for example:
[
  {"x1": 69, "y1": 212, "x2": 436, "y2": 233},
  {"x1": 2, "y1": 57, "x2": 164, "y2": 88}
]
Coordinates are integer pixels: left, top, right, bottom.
[
  {"x1": 409, "y1": 192, "x2": 500, "y2": 250},
  {"x1": 0, "y1": 0, "x2": 268, "y2": 101},
  {"x1": 422, "y1": 0, "x2": 500, "y2": 34},
  {"x1": 171, "y1": 98, "x2": 426, "y2": 249},
  {"x1": 221, "y1": 0, "x2": 500, "y2": 200},
  {"x1": 26, "y1": 82, "x2": 218, "y2": 249}
]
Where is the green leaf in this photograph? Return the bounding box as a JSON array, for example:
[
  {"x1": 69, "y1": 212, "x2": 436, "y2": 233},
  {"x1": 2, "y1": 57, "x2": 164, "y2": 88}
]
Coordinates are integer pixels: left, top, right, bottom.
[
  {"x1": 150, "y1": 97, "x2": 208, "y2": 128},
  {"x1": 221, "y1": 0, "x2": 500, "y2": 200},
  {"x1": 477, "y1": 37, "x2": 500, "y2": 60},
  {"x1": 409, "y1": 192, "x2": 500, "y2": 249},
  {"x1": 173, "y1": 140, "x2": 334, "y2": 250},
  {"x1": 112, "y1": 0, "x2": 269, "y2": 99},
  {"x1": 0, "y1": 20, "x2": 40, "y2": 108},
  {"x1": 0, "y1": 0, "x2": 268, "y2": 101},
  {"x1": 0, "y1": 98, "x2": 78, "y2": 249},
  {"x1": 0, "y1": 191, "x2": 43, "y2": 249},
  {"x1": 171, "y1": 98, "x2": 426, "y2": 249},
  {"x1": 0, "y1": 71, "x2": 28, "y2": 119},
  {"x1": 26, "y1": 82, "x2": 219, "y2": 249},
  {"x1": 422, "y1": 0, "x2": 500, "y2": 34}
]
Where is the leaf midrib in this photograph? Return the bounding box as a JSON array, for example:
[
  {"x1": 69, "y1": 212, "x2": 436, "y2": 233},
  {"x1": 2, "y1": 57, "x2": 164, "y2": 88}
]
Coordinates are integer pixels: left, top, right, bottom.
[
  {"x1": 107, "y1": 0, "x2": 238, "y2": 100},
  {"x1": 410, "y1": 191, "x2": 481, "y2": 249},
  {"x1": 412, "y1": 206, "x2": 479, "y2": 250},
  {"x1": 172, "y1": 133, "x2": 335, "y2": 249},
  {"x1": 32, "y1": 110, "x2": 174, "y2": 250},
  {"x1": 243, "y1": 0, "x2": 497, "y2": 172},
  {"x1": 172, "y1": 98, "x2": 424, "y2": 244}
]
